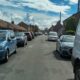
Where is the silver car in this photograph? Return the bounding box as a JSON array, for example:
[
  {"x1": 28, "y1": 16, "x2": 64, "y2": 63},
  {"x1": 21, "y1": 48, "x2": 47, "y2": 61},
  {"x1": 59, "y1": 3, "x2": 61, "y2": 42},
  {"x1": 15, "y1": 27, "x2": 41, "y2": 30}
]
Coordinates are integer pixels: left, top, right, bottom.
[
  {"x1": 48, "y1": 32, "x2": 58, "y2": 41},
  {"x1": 56, "y1": 35, "x2": 75, "y2": 57}
]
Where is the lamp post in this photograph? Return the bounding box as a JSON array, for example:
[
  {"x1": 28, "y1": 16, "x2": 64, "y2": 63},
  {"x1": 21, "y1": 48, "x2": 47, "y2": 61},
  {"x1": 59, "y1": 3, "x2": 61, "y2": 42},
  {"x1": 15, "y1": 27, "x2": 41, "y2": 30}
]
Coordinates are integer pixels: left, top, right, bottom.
[
  {"x1": 26, "y1": 13, "x2": 30, "y2": 32},
  {"x1": 78, "y1": 0, "x2": 80, "y2": 12}
]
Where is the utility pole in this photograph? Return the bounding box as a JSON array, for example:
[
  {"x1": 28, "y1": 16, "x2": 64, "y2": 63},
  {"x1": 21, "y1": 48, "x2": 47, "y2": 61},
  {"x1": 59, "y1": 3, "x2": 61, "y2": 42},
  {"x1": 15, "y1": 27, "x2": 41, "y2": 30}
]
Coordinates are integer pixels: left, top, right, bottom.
[
  {"x1": 26, "y1": 13, "x2": 32, "y2": 32},
  {"x1": 60, "y1": 12, "x2": 61, "y2": 23},
  {"x1": 26, "y1": 13, "x2": 30, "y2": 24},
  {"x1": 78, "y1": 0, "x2": 80, "y2": 12},
  {"x1": 26, "y1": 13, "x2": 30, "y2": 31},
  {"x1": 32, "y1": 18, "x2": 36, "y2": 32}
]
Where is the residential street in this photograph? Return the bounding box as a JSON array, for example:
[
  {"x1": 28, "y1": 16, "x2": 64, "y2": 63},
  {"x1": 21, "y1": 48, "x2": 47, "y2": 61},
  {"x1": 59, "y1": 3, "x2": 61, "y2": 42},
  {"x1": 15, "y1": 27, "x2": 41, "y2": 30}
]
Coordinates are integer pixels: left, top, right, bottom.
[{"x1": 0, "y1": 35, "x2": 74, "y2": 80}]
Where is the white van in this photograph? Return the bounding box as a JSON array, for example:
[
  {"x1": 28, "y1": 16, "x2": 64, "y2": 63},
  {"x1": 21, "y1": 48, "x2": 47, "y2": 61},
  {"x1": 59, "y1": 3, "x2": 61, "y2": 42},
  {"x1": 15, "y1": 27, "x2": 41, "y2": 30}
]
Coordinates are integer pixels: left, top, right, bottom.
[{"x1": 72, "y1": 20, "x2": 80, "y2": 80}]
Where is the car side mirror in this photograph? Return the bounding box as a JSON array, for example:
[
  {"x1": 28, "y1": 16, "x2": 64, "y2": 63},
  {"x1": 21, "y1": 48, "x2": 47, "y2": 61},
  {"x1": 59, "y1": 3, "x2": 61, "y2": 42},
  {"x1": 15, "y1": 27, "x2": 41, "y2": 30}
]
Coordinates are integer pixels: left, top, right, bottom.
[
  {"x1": 60, "y1": 39, "x2": 62, "y2": 42},
  {"x1": 11, "y1": 35, "x2": 15, "y2": 39}
]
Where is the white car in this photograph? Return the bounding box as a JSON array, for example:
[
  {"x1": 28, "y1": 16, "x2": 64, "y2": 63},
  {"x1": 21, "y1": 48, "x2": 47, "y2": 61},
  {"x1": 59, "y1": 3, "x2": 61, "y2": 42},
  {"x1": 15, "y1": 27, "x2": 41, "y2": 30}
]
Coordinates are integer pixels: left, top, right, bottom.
[
  {"x1": 48, "y1": 32, "x2": 58, "y2": 41},
  {"x1": 72, "y1": 20, "x2": 80, "y2": 80}
]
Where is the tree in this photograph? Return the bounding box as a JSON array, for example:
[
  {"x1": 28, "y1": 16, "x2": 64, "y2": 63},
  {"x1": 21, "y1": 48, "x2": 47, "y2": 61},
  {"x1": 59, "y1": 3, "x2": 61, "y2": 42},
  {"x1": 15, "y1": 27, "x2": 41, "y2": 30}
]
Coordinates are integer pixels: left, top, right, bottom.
[{"x1": 65, "y1": 18, "x2": 76, "y2": 32}]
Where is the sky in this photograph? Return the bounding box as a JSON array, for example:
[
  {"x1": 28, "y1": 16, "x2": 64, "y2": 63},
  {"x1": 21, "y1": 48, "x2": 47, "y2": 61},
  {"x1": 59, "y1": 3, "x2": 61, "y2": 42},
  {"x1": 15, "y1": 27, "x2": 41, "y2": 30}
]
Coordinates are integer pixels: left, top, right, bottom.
[{"x1": 0, "y1": 0, "x2": 78, "y2": 29}]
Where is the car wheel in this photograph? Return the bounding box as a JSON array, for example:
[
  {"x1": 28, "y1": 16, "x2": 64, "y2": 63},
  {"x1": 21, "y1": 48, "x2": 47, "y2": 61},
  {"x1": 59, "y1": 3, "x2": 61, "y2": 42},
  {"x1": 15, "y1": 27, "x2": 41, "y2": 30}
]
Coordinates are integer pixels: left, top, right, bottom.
[
  {"x1": 25, "y1": 42, "x2": 27, "y2": 45},
  {"x1": 14, "y1": 45, "x2": 17, "y2": 54},
  {"x1": 60, "y1": 53, "x2": 64, "y2": 58},
  {"x1": 75, "y1": 69, "x2": 80, "y2": 80},
  {"x1": 14, "y1": 49, "x2": 17, "y2": 54},
  {"x1": 4, "y1": 50, "x2": 9, "y2": 62},
  {"x1": 56, "y1": 47, "x2": 58, "y2": 53},
  {"x1": 59, "y1": 50, "x2": 64, "y2": 58},
  {"x1": 22, "y1": 42, "x2": 25, "y2": 47}
]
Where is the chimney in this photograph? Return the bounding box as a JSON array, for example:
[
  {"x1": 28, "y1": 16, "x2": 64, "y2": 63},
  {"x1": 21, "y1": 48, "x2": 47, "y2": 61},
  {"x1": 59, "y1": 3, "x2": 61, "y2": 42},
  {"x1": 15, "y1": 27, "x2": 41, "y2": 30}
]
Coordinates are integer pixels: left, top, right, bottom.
[{"x1": 11, "y1": 21, "x2": 14, "y2": 24}]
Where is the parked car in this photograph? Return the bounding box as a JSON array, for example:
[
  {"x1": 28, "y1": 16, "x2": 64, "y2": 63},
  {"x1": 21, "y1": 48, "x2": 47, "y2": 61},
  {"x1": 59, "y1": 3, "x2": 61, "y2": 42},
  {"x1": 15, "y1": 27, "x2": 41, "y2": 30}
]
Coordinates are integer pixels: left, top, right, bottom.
[
  {"x1": 44, "y1": 32, "x2": 48, "y2": 35},
  {"x1": 48, "y1": 31, "x2": 58, "y2": 41},
  {"x1": 15, "y1": 32, "x2": 27, "y2": 47},
  {"x1": 56, "y1": 35, "x2": 75, "y2": 57},
  {"x1": 25, "y1": 32, "x2": 32, "y2": 41},
  {"x1": 72, "y1": 20, "x2": 80, "y2": 80},
  {"x1": 0, "y1": 30, "x2": 17, "y2": 62},
  {"x1": 34, "y1": 32, "x2": 39, "y2": 36},
  {"x1": 31, "y1": 32, "x2": 35, "y2": 39},
  {"x1": 38, "y1": 32, "x2": 43, "y2": 35}
]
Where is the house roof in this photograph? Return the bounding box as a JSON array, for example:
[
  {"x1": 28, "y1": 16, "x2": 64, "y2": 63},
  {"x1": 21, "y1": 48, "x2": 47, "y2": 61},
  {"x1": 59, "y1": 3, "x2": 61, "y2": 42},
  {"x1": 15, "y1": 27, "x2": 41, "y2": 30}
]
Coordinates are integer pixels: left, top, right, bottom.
[
  {"x1": 64, "y1": 12, "x2": 80, "y2": 22},
  {"x1": 18, "y1": 22, "x2": 28, "y2": 29},
  {"x1": 0, "y1": 19, "x2": 26, "y2": 31},
  {"x1": 0, "y1": 19, "x2": 14, "y2": 29}
]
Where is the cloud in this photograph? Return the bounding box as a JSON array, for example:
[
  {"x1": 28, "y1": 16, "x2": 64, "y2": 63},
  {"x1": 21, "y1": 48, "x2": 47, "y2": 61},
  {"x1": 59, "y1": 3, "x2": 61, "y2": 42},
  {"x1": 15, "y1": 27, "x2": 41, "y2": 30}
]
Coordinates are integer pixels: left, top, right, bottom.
[
  {"x1": 69, "y1": 0, "x2": 78, "y2": 4},
  {"x1": 0, "y1": 7, "x2": 71, "y2": 29},
  {"x1": 0, "y1": 0, "x2": 72, "y2": 29},
  {"x1": 70, "y1": 0, "x2": 78, "y2": 3},
  {"x1": 0, "y1": 0, "x2": 71, "y2": 14},
  {"x1": 0, "y1": 8, "x2": 26, "y2": 24},
  {"x1": 0, "y1": 0, "x2": 19, "y2": 7},
  {"x1": 28, "y1": 13, "x2": 71, "y2": 29},
  {"x1": 19, "y1": 0, "x2": 70, "y2": 14}
]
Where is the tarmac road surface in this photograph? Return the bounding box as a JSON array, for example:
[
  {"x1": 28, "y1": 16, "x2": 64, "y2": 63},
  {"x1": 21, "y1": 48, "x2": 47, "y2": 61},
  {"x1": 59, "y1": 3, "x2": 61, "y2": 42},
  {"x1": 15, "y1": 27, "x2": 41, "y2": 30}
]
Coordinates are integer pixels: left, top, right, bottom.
[{"x1": 0, "y1": 35, "x2": 74, "y2": 80}]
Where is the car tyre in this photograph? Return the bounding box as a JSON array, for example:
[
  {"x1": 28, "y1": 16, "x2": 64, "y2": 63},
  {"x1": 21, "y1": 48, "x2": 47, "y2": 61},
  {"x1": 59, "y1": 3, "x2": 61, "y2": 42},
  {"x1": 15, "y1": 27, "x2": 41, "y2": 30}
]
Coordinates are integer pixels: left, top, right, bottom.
[
  {"x1": 74, "y1": 68, "x2": 80, "y2": 80},
  {"x1": 14, "y1": 45, "x2": 17, "y2": 54},
  {"x1": 14, "y1": 49, "x2": 17, "y2": 54},
  {"x1": 60, "y1": 53, "x2": 64, "y2": 58},
  {"x1": 4, "y1": 50, "x2": 9, "y2": 62},
  {"x1": 56, "y1": 46, "x2": 59, "y2": 53},
  {"x1": 22, "y1": 42, "x2": 25, "y2": 47},
  {"x1": 25, "y1": 42, "x2": 27, "y2": 45}
]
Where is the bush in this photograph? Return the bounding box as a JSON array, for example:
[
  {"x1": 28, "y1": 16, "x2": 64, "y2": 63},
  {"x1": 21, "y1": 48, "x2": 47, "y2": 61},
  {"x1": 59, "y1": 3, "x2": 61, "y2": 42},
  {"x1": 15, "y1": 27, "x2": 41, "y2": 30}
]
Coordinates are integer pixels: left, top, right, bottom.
[{"x1": 65, "y1": 30, "x2": 75, "y2": 35}]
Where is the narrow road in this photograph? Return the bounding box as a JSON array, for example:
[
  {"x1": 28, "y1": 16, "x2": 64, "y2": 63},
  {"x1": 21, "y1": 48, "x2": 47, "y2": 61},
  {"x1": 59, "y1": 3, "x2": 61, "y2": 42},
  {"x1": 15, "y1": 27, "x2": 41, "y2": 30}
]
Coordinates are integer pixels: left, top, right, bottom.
[{"x1": 0, "y1": 35, "x2": 74, "y2": 80}]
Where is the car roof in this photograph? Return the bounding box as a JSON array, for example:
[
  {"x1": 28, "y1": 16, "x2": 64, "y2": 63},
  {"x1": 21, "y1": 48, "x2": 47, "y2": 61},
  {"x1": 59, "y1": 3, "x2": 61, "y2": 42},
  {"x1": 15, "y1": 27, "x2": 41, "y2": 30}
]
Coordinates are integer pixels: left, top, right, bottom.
[
  {"x1": 49, "y1": 31, "x2": 57, "y2": 33},
  {"x1": 0, "y1": 30, "x2": 13, "y2": 32},
  {"x1": 61, "y1": 35, "x2": 75, "y2": 38},
  {"x1": 25, "y1": 32, "x2": 29, "y2": 33}
]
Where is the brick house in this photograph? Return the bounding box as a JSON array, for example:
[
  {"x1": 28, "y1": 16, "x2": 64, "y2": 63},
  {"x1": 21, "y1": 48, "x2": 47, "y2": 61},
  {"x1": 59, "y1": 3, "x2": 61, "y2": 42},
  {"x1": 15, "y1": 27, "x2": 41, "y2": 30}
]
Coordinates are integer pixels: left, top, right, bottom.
[
  {"x1": 18, "y1": 22, "x2": 38, "y2": 32},
  {"x1": 18, "y1": 22, "x2": 28, "y2": 31}
]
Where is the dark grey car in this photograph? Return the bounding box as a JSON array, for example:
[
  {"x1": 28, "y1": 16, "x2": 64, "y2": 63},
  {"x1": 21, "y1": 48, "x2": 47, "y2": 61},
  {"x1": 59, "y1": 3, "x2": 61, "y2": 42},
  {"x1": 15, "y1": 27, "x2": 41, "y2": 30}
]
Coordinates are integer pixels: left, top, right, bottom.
[{"x1": 15, "y1": 32, "x2": 27, "y2": 47}]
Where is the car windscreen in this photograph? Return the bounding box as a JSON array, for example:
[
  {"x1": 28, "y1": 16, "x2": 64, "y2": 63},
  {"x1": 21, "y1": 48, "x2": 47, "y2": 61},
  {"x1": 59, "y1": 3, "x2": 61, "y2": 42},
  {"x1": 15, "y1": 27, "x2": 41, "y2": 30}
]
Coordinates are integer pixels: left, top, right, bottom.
[
  {"x1": 25, "y1": 33, "x2": 29, "y2": 36},
  {"x1": 0, "y1": 32, "x2": 6, "y2": 40},
  {"x1": 49, "y1": 32, "x2": 57, "y2": 36},
  {"x1": 15, "y1": 32, "x2": 24, "y2": 36},
  {"x1": 61, "y1": 36, "x2": 75, "y2": 42}
]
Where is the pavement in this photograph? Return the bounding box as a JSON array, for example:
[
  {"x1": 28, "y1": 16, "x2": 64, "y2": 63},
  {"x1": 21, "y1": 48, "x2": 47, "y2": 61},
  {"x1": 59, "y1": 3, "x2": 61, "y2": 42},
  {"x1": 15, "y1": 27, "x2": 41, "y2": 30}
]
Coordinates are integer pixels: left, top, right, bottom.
[{"x1": 0, "y1": 35, "x2": 74, "y2": 80}]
